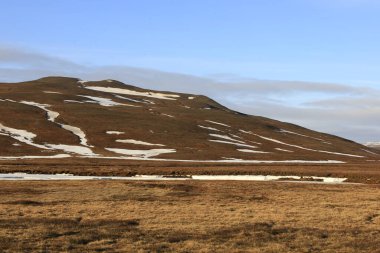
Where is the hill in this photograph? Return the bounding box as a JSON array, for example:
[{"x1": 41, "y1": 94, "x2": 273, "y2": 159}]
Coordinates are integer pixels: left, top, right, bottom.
[
  {"x1": 0, "y1": 76, "x2": 378, "y2": 165},
  {"x1": 365, "y1": 142, "x2": 380, "y2": 150}
]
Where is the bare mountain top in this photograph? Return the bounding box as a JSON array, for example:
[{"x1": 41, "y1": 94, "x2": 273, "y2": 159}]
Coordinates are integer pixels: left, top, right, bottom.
[{"x1": 0, "y1": 76, "x2": 378, "y2": 164}]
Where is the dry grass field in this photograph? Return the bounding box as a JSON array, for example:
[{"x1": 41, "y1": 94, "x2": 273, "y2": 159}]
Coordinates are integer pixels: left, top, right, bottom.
[{"x1": 0, "y1": 180, "x2": 379, "y2": 252}]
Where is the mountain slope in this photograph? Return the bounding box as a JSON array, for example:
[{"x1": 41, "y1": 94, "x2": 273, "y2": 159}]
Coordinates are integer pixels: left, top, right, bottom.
[{"x1": 0, "y1": 76, "x2": 378, "y2": 164}]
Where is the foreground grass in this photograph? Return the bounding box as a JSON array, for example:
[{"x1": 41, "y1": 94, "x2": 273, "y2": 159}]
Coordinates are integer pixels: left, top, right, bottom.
[{"x1": 0, "y1": 180, "x2": 379, "y2": 252}]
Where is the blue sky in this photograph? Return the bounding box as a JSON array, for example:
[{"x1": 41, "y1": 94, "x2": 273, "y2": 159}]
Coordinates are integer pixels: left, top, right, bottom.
[
  {"x1": 0, "y1": 0, "x2": 380, "y2": 142},
  {"x1": 2, "y1": 0, "x2": 380, "y2": 84}
]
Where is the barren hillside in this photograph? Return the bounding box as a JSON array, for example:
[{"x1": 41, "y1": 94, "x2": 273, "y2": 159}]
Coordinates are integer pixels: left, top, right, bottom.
[{"x1": 0, "y1": 76, "x2": 378, "y2": 164}]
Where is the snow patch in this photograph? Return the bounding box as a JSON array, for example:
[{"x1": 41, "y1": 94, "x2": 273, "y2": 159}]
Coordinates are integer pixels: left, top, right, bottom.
[
  {"x1": 20, "y1": 101, "x2": 59, "y2": 122},
  {"x1": 105, "y1": 148, "x2": 176, "y2": 158},
  {"x1": 114, "y1": 95, "x2": 153, "y2": 104},
  {"x1": 237, "y1": 149, "x2": 269, "y2": 154},
  {"x1": 85, "y1": 86, "x2": 180, "y2": 100},
  {"x1": 0, "y1": 154, "x2": 71, "y2": 160},
  {"x1": 106, "y1": 131, "x2": 125, "y2": 135},
  {"x1": 61, "y1": 125, "x2": 90, "y2": 147},
  {"x1": 254, "y1": 134, "x2": 364, "y2": 158},
  {"x1": 0, "y1": 123, "x2": 96, "y2": 156},
  {"x1": 116, "y1": 139, "x2": 165, "y2": 146},
  {"x1": 275, "y1": 148, "x2": 294, "y2": 153},
  {"x1": 239, "y1": 129, "x2": 253, "y2": 134},
  {"x1": 280, "y1": 129, "x2": 331, "y2": 144},
  {"x1": 78, "y1": 95, "x2": 138, "y2": 107},
  {"x1": 205, "y1": 120, "x2": 231, "y2": 127},
  {"x1": 91, "y1": 156, "x2": 345, "y2": 164},
  {"x1": 198, "y1": 125, "x2": 221, "y2": 132},
  {"x1": 191, "y1": 175, "x2": 347, "y2": 183},
  {"x1": 64, "y1": 100, "x2": 85, "y2": 104},
  {"x1": 161, "y1": 113, "x2": 174, "y2": 118},
  {"x1": 209, "y1": 133, "x2": 246, "y2": 144},
  {"x1": 361, "y1": 149, "x2": 378, "y2": 155},
  {"x1": 0, "y1": 173, "x2": 348, "y2": 184},
  {"x1": 0, "y1": 123, "x2": 47, "y2": 149},
  {"x1": 43, "y1": 91, "x2": 62, "y2": 94},
  {"x1": 209, "y1": 140, "x2": 257, "y2": 149},
  {"x1": 20, "y1": 101, "x2": 91, "y2": 147},
  {"x1": 45, "y1": 144, "x2": 97, "y2": 156},
  {"x1": 0, "y1": 98, "x2": 16, "y2": 103}
]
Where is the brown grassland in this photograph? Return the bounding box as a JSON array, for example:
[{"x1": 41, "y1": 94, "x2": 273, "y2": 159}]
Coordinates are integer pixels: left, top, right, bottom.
[{"x1": 0, "y1": 179, "x2": 379, "y2": 252}]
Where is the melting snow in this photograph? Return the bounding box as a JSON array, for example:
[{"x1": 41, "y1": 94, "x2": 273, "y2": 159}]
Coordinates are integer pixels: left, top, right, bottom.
[
  {"x1": 84, "y1": 86, "x2": 180, "y2": 100},
  {"x1": 0, "y1": 123, "x2": 47, "y2": 149},
  {"x1": 198, "y1": 125, "x2": 221, "y2": 132},
  {"x1": 209, "y1": 134, "x2": 246, "y2": 144},
  {"x1": 64, "y1": 100, "x2": 85, "y2": 104},
  {"x1": 205, "y1": 120, "x2": 231, "y2": 127},
  {"x1": 0, "y1": 154, "x2": 71, "y2": 160},
  {"x1": 361, "y1": 149, "x2": 378, "y2": 155},
  {"x1": 230, "y1": 134, "x2": 243, "y2": 139},
  {"x1": 280, "y1": 129, "x2": 331, "y2": 144},
  {"x1": 237, "y1": 149, "x2": 270, "y2": 154},
  {"x1": 20, "y1": 101, "x2": 91, "y2": 147},
  {"x1": 91, "y1": 156, "x2": 345, "y2": 164},
  {"x1": 275, "y1": 148, "x2": 294, "y2": 153},
  {"x1": 43, "y1": 91, "x2": 62, "y2": 94},
  {"x1": 60, "y1": 125, "x2": 90, "y2": 147},
  {"x1": 239, "y1": 129, "x2": 253, "y2": 134},
  {"x1": 116, "y1": 139, "x2": 165, "y2": 146},
  {"x1": 162, "y1": 113, "x2": 175, "y2": 118},
  {"x1": 20, "y1": 101, "x2": 59, "y2": 122},
  {"x1": 188, "y1": 97, "x2": 195, "y2": 100},
  {"x1": 78, "y1": 95, "x2": 138, "y2": 107},
  {"x1": 0, "y1": 98, "x2": 16, "y2": 103},
  {"x1": 106, "y1": 148, "x2": 176, "y2": 158},
  {"x1": 191, "y1": 175, "x2": 347, "y2": 183},
  {"x1": 254, "y1": 134, "x2": 364, "y2": 158},
  {"x1": 114, "y1": 95, "x2": 152, "y2": 104},
  {"x1": 209, "y1": 140, "x2": 257, "y2": 149},
  {"x1": 45, "y1": 144, "x2": 97, "y2": 156},
  {"x1": 106, "y1": 131, "x2": 125, "y2": 135},
  {"x1": 0, "y1": 173, "x2": 348, "y2": 184},
  {"x1": 0, "y1": 123, "x2": 96, "y2": 156}
]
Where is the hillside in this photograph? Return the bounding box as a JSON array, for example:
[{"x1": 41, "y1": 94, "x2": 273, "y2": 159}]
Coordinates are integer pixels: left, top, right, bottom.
[{"x1": 0, "y1": 76, "x2": 378, "y2": 165}]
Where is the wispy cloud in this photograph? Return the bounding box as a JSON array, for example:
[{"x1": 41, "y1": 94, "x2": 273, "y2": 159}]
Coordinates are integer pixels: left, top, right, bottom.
[{"x1": 0, "y1": 45, "x2": 379, "y2": 143}]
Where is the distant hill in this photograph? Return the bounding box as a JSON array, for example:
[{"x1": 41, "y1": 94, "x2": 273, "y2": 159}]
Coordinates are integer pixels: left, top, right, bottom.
[
  {"x1": 364, "y1": 142, "x2": 380, "y2": 150},
  {"x1": 0, "y1": 76, "x2": 378, "y2": 164}
]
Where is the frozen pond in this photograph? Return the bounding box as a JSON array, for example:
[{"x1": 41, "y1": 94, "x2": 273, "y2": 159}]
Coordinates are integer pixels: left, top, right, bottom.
[{"x1": 0, "y1": 173, "x2": 348, "y2": 184}]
